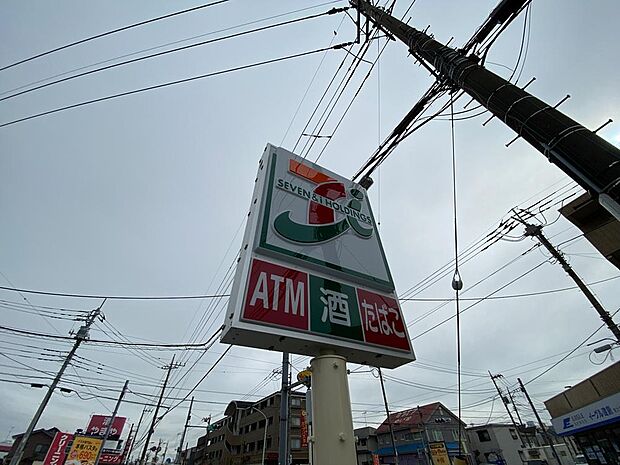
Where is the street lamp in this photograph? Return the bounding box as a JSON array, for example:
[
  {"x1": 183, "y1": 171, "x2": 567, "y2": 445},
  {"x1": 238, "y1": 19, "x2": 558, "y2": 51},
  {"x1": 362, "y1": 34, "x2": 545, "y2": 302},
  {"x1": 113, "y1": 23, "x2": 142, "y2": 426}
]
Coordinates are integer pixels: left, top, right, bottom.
[{"x1": 230, "y1": 401, "x2": 268, "y2": 465}]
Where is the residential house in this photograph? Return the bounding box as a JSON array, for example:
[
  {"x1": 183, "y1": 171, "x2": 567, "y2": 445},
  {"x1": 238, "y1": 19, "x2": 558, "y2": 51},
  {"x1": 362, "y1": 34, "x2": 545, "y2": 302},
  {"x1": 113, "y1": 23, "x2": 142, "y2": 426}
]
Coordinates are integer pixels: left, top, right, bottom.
[
  {"x1": 375, "y1": 402, "x2": 471, "y2": 465},
  {"x1": 468, "y1": 423, "x2": 576, "y2": 465},
  {"x1": 4, "y1": 428, "x2": 60, "y2": 465}
]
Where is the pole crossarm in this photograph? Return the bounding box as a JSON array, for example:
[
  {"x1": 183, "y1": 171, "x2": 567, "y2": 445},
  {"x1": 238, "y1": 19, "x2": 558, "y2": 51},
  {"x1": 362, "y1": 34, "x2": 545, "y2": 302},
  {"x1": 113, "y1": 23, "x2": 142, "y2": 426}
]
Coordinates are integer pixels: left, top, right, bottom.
[{"x1": 351, "y1": 0, "x2": 620, "y2": 219}]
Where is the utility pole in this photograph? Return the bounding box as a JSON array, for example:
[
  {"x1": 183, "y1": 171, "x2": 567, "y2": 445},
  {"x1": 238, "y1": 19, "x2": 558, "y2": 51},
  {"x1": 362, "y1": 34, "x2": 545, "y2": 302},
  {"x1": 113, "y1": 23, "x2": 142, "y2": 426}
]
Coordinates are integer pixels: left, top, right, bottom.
[
  {"x1": 139, "y1": 356, "x2": 181, "y2": 465},
  {"x1": 153, "y1": 439, "x2": 162, "y2": 464},
  {"x1": 517, "y1": 220, "x2": 620, "y2": 342},
  {"x1": 351, "y1": 0, "x2": 620, "y2": 221},
  {"x1": 162, "y1": 442, "x2": 168, "y2": 464},
  {"x1": 94, "y1": 380, "x2": 129, "y2": 465},
  {"x1": 489, "y1": 372, "x2": 526, "y2": 448},
  {"x1": 278, "y1": 352, "x2": 290, "y2": 465},
  {"x1": 128, "y1": 407, "x2": 151, "y2": 463},
  {"x1": 122, "y1": 423, "x2": 135, "y2": 465},
  {"x1": 176, "y1": 397, "x2": 193, "y2": 465},
  {"x1": 517, "y1": 378, "x2": 563, "y2": 465},
  {"x1": 507, "y1": 388, "x2": 532, "y2": 447},
  {"x1": 378, "y1": 368, "x2": 399, "y2": 465},
  {"x1": 10, "y1": 304, "x2": 104, "y2": 465},
  {"x1": 417, "y1": 405, "x2": 431, "y2": 465}
]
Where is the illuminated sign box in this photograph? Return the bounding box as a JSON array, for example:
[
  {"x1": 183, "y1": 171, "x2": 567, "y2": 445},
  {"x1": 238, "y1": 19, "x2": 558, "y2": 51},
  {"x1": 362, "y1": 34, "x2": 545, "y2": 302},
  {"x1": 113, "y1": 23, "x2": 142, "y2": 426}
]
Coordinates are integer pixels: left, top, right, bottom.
[{"x1": 222, "y1": 144, "x2": 415, "y2": 368}]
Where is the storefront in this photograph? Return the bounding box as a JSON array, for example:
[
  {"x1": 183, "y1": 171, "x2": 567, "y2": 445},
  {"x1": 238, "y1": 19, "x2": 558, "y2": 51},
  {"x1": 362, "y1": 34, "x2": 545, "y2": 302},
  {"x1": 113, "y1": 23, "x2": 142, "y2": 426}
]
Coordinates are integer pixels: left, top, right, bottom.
[{"x1": 545, "y1": 362, "x2": 620, "y2": 465}]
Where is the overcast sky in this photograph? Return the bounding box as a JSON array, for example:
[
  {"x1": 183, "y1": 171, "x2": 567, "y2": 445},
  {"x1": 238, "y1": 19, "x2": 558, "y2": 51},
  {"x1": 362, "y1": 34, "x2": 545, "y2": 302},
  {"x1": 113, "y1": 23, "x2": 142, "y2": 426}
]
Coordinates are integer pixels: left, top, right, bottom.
[{"x1": 1, "y1": 0, "x2": 619, "y2": 457}]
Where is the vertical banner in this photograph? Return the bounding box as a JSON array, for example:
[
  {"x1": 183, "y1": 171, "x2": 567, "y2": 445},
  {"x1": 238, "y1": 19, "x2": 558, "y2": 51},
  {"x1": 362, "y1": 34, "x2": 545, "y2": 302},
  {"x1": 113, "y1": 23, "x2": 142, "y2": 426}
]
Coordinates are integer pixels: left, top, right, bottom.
[
  {"x1": 429, "y1": 442, "x2": 451, "y2": 465},
  {"x1": 372, "y1": 453, "x2": 380, "y2": 465},
  {"x1": 64, "y1": 436, "x2": 103, "y2": 465},
  {"x1": 43, "y1": 432, "x2": 74, "y2": 465},
  {"x1": 300, "y1": 410, "x2": 308, "y2": 448}
]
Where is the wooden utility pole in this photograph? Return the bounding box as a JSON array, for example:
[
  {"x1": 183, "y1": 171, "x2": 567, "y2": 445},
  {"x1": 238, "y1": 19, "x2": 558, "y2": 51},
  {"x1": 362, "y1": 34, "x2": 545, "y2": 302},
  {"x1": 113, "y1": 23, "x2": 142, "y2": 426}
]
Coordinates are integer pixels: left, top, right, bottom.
[{"x1": 351, "y1": 0, "x2": 620, "y2": 221}]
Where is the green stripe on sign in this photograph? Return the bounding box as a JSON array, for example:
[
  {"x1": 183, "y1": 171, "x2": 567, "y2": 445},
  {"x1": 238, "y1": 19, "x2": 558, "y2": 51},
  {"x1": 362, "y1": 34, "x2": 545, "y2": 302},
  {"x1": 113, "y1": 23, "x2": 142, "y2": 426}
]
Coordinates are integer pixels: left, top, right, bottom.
[{"x1": 309, "y1": 275, "x2": 364, "y2": 342}]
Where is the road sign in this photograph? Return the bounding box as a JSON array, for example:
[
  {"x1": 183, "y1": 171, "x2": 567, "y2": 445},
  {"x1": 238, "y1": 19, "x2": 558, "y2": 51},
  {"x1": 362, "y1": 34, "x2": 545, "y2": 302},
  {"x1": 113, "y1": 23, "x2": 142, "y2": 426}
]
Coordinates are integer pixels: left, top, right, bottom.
[{"x1": 222, "y1": 144, "x2": 415, "y2": 368}]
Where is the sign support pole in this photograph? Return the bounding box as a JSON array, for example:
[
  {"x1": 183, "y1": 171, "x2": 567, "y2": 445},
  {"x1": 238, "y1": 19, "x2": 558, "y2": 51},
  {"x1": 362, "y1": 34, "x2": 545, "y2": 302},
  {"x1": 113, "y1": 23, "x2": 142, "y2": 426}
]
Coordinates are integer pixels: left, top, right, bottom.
[
  {"x1": 310, "y1": 353, "x2": 356, "y2": 465},
  {"x1": 278, "y1": 352, "x2": 290, "y2": 465}
]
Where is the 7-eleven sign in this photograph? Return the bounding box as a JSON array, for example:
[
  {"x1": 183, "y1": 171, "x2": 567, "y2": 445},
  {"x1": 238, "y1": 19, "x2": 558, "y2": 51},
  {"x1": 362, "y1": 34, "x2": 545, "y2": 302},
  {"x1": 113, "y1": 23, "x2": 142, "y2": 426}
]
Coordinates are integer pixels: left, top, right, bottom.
[{"x1": 222, "y1": 144, "x2": 415, "y2": 368}]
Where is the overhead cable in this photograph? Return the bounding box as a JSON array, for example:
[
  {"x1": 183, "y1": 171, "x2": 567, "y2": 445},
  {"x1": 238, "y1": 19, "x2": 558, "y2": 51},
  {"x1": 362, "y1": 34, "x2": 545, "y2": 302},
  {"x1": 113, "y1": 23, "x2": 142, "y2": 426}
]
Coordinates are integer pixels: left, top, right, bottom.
[
  {"x1": 0, "y1": 7, "x2": 350, "y2": 103},
  {"x1": 0, "y1": 0, "x2": 231, "y2": 72},
  {"x1": 0, "y1": 42, "x2": 353, "y2": 128}
]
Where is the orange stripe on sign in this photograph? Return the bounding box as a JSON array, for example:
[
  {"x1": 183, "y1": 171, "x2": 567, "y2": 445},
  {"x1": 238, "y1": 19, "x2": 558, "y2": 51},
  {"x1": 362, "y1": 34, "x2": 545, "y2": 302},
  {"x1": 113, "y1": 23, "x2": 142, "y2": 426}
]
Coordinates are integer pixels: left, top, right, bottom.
[{"x1": 289, "y1": 159, "x2": 335, "y2": 184}]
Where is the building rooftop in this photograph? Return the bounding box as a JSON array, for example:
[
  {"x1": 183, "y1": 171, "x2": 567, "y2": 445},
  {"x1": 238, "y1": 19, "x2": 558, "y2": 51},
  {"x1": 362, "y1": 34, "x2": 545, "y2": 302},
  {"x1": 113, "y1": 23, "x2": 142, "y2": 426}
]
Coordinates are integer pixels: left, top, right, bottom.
[
  {"x1": 376, "y1": 402, "x2": 464, "y2": 434},
  {"x1": 11, "y1": 428, "x2": 59, "y2": 440}
]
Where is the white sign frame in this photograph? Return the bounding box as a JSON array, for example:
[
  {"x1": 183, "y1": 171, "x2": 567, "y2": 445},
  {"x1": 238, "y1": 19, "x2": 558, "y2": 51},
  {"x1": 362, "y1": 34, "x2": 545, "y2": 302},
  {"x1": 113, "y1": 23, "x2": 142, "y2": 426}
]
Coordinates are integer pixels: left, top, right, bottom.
[{"x1": 221, "y1": 144, "x2": 415, "y2": 368}]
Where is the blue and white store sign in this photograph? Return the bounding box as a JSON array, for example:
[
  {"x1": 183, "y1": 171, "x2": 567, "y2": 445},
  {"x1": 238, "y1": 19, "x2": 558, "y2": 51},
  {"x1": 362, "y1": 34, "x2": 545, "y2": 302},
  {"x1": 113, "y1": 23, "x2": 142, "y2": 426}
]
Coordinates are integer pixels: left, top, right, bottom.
[{"x1": 552, "y1": 391, "x2": 620, "y2": 436}]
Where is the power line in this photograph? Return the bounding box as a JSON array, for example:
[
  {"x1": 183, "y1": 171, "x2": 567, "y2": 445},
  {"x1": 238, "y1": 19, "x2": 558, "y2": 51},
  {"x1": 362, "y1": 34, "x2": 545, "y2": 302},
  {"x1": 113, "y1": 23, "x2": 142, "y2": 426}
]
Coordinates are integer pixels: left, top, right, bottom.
[
  {"x1": 525, "y1": 307, "x2": 620, "y2": 386},
  {"x1": 400, "y1": 274, "x2": 620, "y2": 302},
  {"x1": 0, "y1": 324, "x2": 223, "y2": 349},
  {"x1": 0, "y1": 0, "x2": 231, "y2": 72},
  {"x1": 0, "y1": 42, "x2": 353, "y2": 129},
  {"x1": 0, "y1": 286, "x2": 230, "y2": 300},
  {"x1": 0, "y1": 1, "x2": 346, "y2": 98},
  {"x1": 0, "y1": 7, "x2": 349, "y2": 103},
  {"x1": 411, "y1": 260, "x2": 548, "y2": 338}
]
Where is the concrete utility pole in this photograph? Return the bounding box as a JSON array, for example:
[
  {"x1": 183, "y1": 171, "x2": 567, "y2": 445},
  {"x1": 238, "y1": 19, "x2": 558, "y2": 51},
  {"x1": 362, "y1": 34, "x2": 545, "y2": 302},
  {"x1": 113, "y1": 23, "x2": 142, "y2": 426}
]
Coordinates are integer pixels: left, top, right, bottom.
[
  {"x1": 122, "y1": 423, "x2": 135, "y2": 465},
  {"x1": 351, "y1": 0, "x2": 620, "y2": 221},
  {"x1": 489, "y1": 372, "x2": 526, "y2": 449},
  {"x1": 176, "y1": 397, "x2": 193, "y2": 465},
  {"x1": 153, "y1": 439, "x2": 162, "y2": 464},
  {"x1": 378, "y1": 368, "x2": 399, "y2": 465},
  {"x1": 10, "y1": 305, "x2": 104, "y2": 465},
  {"x1": 128, "y1": 406, "x2": 151, "y2": 463},
  {"x1": 507, "y1": 388, "x2": 532, "y2": 447},
  {"x1": 310, "y1": 353, "x2": 357, "y2": 465},
  {"x1": 519, "y1": 222, "x2": 620, "y2": 342},
  {"x1": 94, "y1": 380, "x2": 129, "y2": 465},
  {"x1": 139, "y1": 356, "x2": 180, "y2": 465},
  {"x1": 417, "y1": 405, "x2": 431, "y2": 465},
  {"x1": 278, "y1": 352, "x2": 290, "y2": 465},
  {"x1": 162, "y1": 442, "x2": 168, "y2": 464},
  {"x1": 517, "y1": 378, "x2": 563, "y2": 465}
]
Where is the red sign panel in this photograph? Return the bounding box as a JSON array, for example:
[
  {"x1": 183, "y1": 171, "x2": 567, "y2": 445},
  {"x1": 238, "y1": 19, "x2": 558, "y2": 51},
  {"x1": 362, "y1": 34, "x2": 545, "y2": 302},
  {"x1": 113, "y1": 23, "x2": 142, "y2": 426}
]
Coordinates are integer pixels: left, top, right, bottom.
[
  {"x1": 243, "y1": 259, "x2": 308, "y2": 330},
  {"x1": 43, "y1": 432, "x2": 74, "y2": 465},
  {"x1": 86, "y1": 416, "x2": 126, "y2": 439},
  {"x1": 242, "y1": 258, "x2": 411, "y2": 353},
  {"x1": 300, "y1": 410, "x2": 308, "y2": 448},
  {"x1": 99, "y1": 439, "x2": 131, "y2": 465},
  {"x1": 357, "y1": 289, "x2": 411, "y2": 351}
]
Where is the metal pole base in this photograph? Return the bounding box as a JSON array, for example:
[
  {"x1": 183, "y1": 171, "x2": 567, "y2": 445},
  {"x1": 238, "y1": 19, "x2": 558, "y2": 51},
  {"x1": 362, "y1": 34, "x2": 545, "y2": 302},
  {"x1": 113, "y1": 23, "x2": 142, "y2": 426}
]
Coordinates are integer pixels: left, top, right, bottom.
[{"x1": 310, "y1": 354, "x2": 356, "y2": 465}]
